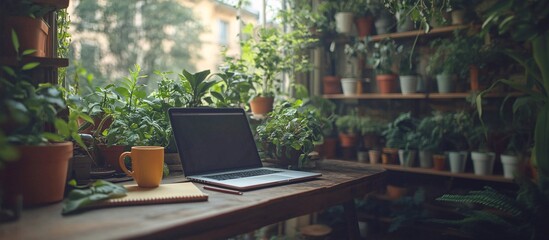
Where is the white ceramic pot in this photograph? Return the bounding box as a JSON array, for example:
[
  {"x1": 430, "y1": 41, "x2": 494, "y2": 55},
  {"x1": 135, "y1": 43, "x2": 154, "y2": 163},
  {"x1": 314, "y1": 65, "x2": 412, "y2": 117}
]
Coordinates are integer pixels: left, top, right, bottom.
[
  {"x1": 501, "y1": 154, "x2": 521, "y2": 179},
  {"x1": 418, "y1": 150, "x2": 433, "y2": 168},
  {"x1": 341, "y1": 78, "x2": 357, "y2": 96},
  {"x1": 399, "y1": 75, "x2": 418, "y2": 94},
  {"x1": 471, "y1": 151, "x2": 496, "y2": 175},
  {"x1": 335, "y1": 12, "x2": 354, "y2": 34},
  {"x1": 448, "y1": 151, "x2": 467, "y2": 173},
  {"x1": 398, "y1": 149, "x2": 417, "y2": 167},
  {"x1": 436, "y1": 73, "x2": 455, "y2": 93}
]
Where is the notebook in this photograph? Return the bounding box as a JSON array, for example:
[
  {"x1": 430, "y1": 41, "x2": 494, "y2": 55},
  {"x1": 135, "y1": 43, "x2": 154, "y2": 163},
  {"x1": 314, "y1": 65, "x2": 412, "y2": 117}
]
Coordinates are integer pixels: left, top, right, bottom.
[
  {"x1": 168, "y1": 107, "x2": 322, "y2": 191},
  {"x1": 101, "y1": 182, "x2": 208, "y2": 206}
]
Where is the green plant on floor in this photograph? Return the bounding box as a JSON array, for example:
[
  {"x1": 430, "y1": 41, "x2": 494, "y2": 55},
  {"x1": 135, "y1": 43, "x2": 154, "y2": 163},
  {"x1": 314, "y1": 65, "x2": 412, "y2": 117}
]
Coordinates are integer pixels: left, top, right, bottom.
[{"x1": 256, "y1": 100, "x2": 324, "y2": 168}]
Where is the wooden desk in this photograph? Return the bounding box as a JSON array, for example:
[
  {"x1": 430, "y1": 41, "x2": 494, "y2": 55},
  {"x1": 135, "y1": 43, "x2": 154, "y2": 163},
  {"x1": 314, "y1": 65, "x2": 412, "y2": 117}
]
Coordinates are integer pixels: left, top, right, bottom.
[{"x1": 0, "y1": 160, "x2": 385, "y2": 240}]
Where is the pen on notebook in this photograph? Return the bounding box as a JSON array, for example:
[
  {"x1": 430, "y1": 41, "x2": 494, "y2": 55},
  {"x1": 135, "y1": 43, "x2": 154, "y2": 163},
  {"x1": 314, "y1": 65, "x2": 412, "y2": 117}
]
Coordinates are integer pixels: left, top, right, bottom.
[{"x1": 203, "y1": 185, "x2": 243, "y2": 195}]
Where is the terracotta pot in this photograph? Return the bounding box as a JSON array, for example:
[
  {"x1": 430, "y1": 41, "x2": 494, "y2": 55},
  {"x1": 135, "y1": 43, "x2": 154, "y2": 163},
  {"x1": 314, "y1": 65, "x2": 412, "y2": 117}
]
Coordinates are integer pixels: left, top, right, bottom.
[
  {"x1": 249, "y1": 96, "x2": 274, "y2": 116},
  {"x1": 1, "y1": 16, "x2": 49, "y2": 57},
  {"x1": 338, "y1": 133, "x2": 358, "y2": 148},
  {"x1": 355, "y1": 15, "x2": 373, "y2": 37},
  {"x1": 321, "y1": 137, "x2": 337, "y2": 159},
  {"x1": 432, "y1": 154, "x2": 446, "y2": 171},
  {"x1": 322, "y1": 76, "x2": 342, "y2": 94},
  {"x1": 382, "y1": 147, "x2": 398, "y2": 164},
  {"x1": 386, "y1": 184, "x2": 408, "y2": 200},
  {"x1": 96, "y1": 144, "x2": 127, "y2": 172},
  {"x1": 376, "y1": 74, "x2": 398, "y2": 94},
  {"x1": 2, "y1": 142, "x2": 73, "y2": 206}
]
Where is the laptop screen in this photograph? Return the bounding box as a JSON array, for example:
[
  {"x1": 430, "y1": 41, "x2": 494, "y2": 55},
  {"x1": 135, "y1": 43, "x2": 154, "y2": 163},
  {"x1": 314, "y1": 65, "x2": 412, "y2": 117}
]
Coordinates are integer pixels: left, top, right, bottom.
[{"x1": 168, "y1": 108, "x2": 262, "y2": 176}]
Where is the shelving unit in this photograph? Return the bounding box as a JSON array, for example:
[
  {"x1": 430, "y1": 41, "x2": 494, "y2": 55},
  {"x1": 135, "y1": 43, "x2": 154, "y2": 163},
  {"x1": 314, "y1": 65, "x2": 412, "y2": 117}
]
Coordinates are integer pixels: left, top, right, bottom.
[
  {"x1": 323, "y1": 92, "x2": 521, "y2": 100},
  {"x1": 372, "y1": 163, "x2": 513, "y2": 183},
  {"x1": 370, "y1": 24, "x2": 470, "y2": 41}
]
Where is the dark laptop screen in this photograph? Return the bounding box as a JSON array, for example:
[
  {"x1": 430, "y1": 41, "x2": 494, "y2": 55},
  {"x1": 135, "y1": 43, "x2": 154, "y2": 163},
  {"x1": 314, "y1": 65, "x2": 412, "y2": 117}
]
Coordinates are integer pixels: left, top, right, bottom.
[{"x1": 169, "y1": 108, "x2": 262, "y2": 176}]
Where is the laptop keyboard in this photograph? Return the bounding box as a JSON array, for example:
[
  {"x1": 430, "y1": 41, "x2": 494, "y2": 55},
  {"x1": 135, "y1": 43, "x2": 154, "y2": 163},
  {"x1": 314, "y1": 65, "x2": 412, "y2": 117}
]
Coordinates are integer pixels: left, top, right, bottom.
[{"x1": 205, "y1": 169, "x2": 282, "y2": 181}]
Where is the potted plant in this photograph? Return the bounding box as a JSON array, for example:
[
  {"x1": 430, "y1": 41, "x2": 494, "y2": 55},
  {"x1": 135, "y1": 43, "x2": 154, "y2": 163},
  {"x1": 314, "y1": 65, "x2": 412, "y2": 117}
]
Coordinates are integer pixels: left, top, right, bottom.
[
  {"x1": 331, "y1": 1, "x2": 358, "y2": 35},
  {"x1": 416, "y1": 113, "x2": 445, "y2": 168},
  {"x1": 256, "y1": 100, "x2": 324, "y2": 169},
  {"x1": 0, "y1": 41, "x2": 86, "y2": 206},
  {"x1": 0, "y1": 0, "x2": 56, "y2": 57},
  {"x1": 306, "y1": 96, "x2": 337, "y2": 159},
  {"x1": 354, "y1": 0, "x2": 374, "y2": 37},
  {"x1": 342, "y1": 38, "x2": 368, "y2": 95},
  {"x1": 335, "y1": 112, "x2": 362, "y2": 150},
  {"x1": 382, "y1": 112, "x2": 419, "y2": 166},
  {"x1": 427, "y1": 33, "x2": 468, "y2": 93},
  {"x1": 371, "y1": 38, "x2": 402, "y2": 94},
  {"x1": 322, "y1": 41, "x2": 342, "y2": 95},
  {"x1": 358, "y1": 116, "x2": 386, "y2": 163},
  {"x1": 398, "y1": 49, "x2": 419, "y2": 94},
  {"x1": 468, "y1": 125, "x2": 496, "y2": 176}
]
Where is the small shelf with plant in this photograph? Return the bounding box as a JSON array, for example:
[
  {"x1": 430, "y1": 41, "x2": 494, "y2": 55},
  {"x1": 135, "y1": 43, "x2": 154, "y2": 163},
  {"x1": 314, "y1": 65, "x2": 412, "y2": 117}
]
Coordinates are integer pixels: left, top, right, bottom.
[{"x1": 370, "y1": 24, "x2": 470, "y2": 42}]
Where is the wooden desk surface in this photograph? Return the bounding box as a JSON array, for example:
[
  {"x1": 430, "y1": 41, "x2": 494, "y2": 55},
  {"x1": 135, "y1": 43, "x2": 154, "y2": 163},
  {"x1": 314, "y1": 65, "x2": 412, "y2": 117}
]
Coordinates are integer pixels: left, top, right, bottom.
[{"x1": 0, "y1": 160, "x2": 385, "y2": 240}]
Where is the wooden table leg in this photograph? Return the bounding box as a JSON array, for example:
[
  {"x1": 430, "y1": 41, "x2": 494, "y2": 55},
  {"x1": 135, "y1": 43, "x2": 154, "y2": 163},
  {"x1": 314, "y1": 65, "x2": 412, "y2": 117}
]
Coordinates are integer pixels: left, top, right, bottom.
[{"x1": 343, "y1": 200, "x2": 360, "y2": 240}]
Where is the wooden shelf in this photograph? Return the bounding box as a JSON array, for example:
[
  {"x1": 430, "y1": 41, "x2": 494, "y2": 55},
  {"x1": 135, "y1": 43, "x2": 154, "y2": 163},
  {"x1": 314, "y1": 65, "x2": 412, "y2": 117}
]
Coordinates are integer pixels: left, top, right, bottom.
[
  {"x1": 323, "y1": 93, "x2": 426, "y2": 99},
  {"x1": 323, "y1": 92, "x2": 522, "y2": 100},
  {"x1": 370, "y1": 25, "x2": 469, "y2": 42},
  {"x1": 0, "y1": 57, "x2": 68, "y2": 68},
  {"x1": 372, "y1": 163, "x2": 513, "y2": 183},
  {"x1": 33, "y1": 0, "x2": 70, "y2": 9}
]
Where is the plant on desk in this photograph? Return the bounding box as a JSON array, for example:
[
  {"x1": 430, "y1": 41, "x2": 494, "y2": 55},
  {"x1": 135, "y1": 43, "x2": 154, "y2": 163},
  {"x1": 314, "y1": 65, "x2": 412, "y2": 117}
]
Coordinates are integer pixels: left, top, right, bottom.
[{"x1": 256, "y1": 100, "x2": 324, "y2": 169}]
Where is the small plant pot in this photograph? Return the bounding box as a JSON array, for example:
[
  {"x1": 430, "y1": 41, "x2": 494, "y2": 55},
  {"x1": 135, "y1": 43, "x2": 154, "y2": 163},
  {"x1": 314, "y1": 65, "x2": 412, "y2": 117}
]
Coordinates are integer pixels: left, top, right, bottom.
[
  {"x1": 357, "y1": 150, "x2": 369, "y2": 163},
  {"x1": 250, "y1": 96, "x2": 274, "y2": 117},
  {"x1": 376, "y1": 74, "x2": 398, "y2": 94},
  {"x1": 501, "y1": 154, "x2": 522, "y2": 179},
  {"x1": 382, "y1": 148, "x2": 398, "y2": 164},
  {"x1": 432, "y1": 154, "x2": 447, "y2": 171},
  {"x1": 399, "y1": 75, "x2": 418, "y2": 94},
  {"x1": 418, "y1": 150, "x2": 433, "y2": 168},
  {"x1": 322, "y1": 76, "x2": 342, "y2": 94},
  {"x1": 339, "y1": 133, "x2": 358, "y2": 148},
  {"x1": 436, "y1": 73, "x2": 456, "y2": 93},
  {"x1": 335, "y1": 12, "x2": 354, "y2": 34},
  {"x1": 471, "y1": 151, "x2": 496, "y2": 175},
  {"x1": 448, "y1": 151, "x2": 468, "y2": 173},
  {"x1": 1, "y1": 16, "x2": 49, "y2": 57},
  {"x1": 341, "y1": 78, "x2": 358, "y2": 96},
  {"x1": 355, "y1": 15, "x2": 373, "y2": 37},
  {"x1": 96, "y1": 144, "x2": 127, "y2": 173},
  {"x1": 70, "y1": 154, "x2": 93, "y2": 181},
  {"x1": 451, "y1": 10, "x2": 466, "y2": 25},
  {"x1": 369, "y1": 150, "x2": 381, "y2": 164},
  {"x1": 398, "y1": 149, "x2": 417, "y2": 167},
  {"x1": 386, "y1": 184, "x2": 408, "y2": 200}
]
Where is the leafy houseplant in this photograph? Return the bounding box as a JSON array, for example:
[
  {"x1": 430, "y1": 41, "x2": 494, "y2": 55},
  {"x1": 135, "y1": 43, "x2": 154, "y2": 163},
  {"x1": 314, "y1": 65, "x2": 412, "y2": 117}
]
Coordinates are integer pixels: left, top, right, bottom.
[
  {"x1": 398, "y1": 49, "x2": 419, "y2": 94},
  {"x1": 256, "y1": 100, "x2": 324, "y2": 169},
  {"x1": 383, "y1": 112, "x2": 420, "y2": 166},
  {"x1": 384, "y1": 0, "x2": 451, "y2": 32},
  {"x1": 427, "y1": 32, "x2": 471, "y2": 93},
  {"x1": 371, "y1": 38, "x2": 402, "y2": 93},
  {"x1": 335, "y1": 112, "x2": 362, "y2": 148},
  {"x1": 1, "y1": 34, "x2": 86, "y2": 206},
  {"x1": 359, "y1": 116, "x2": 386, "y2": 150}
]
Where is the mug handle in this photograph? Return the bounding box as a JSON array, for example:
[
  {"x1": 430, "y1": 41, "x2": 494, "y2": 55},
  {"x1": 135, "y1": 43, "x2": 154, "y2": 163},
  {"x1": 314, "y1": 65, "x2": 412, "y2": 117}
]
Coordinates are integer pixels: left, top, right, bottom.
[{"x1": 119, "y1": 152, "x2": 133, "y2": 176}]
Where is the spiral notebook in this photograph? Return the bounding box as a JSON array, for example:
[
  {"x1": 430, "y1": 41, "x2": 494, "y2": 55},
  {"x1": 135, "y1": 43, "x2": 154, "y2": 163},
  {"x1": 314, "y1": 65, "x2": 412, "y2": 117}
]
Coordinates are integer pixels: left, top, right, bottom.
[{"x1": 102, "y1": 182, "x2": 208, "y2": 206}]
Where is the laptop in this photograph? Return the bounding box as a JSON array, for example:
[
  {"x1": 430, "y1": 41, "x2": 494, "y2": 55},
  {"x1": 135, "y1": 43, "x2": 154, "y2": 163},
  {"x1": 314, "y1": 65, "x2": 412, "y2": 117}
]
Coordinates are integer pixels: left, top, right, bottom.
[{"x1": 168, "y1": 107, "x2": 322, "y2": 190}]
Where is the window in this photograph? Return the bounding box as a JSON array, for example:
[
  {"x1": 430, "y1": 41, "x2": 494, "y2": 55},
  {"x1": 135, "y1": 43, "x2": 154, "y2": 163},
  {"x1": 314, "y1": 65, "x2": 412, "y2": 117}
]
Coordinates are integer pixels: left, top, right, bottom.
[{"x1": 218, "y1": 19, "x2": 229, "y2": 46}]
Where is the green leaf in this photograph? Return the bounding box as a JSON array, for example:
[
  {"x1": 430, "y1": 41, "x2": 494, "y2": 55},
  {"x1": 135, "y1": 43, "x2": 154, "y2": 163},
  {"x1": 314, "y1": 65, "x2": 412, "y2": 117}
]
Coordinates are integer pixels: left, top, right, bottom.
[
  {"x1": 2, "y1": 66, "x2": 16, "y2": 77},
  {"x1": 22, "y1": 49, "x2": 37, "y2": 56},
  {"x1": 22, "y1": 62, "x2": 40, "y2": 70},
  {"x1": 62, "y1": 180, "x2": 127, "y2": 215},
  {"x1": 11, "y1": 30, "x2": 19, "y2": 54}
]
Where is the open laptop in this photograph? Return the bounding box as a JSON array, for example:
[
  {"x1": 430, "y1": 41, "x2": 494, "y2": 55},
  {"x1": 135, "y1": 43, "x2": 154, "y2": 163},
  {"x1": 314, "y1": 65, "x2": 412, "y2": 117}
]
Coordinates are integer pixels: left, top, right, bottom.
[{"x1": 168, "y1": 107, "x2": 322, "y2": 190}]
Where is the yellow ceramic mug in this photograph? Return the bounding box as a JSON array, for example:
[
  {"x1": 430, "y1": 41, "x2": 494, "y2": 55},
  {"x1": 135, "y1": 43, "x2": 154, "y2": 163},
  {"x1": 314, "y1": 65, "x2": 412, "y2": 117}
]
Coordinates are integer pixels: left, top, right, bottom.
[{"x1": 119, "y1": 146, "x2": 164, "y2": 188}]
